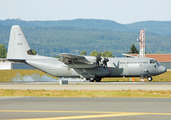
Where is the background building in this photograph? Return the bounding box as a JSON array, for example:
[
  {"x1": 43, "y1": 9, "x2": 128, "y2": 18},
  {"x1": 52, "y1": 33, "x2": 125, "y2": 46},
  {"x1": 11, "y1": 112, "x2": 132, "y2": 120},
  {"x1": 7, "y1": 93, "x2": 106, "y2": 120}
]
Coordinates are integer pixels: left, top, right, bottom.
[{"x1": 0, "y1": 58, "x2": 35, "y2": 70}]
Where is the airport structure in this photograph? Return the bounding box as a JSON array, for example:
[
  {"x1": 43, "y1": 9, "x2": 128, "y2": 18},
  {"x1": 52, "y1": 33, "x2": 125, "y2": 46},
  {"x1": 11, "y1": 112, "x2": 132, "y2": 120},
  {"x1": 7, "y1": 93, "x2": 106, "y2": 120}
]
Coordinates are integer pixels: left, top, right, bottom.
[
  {"x1": 0, "y1": 58, "x2": 34, "y2": 70},
  {"x1": 137, "y1": 29, "x2": 145, "y2": 57}
]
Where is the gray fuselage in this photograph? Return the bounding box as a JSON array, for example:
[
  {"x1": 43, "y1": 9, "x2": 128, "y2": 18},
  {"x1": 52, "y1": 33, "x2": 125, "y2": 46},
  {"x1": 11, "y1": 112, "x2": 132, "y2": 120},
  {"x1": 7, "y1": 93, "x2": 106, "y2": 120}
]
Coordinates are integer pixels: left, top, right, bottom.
[{"x1": 25, "y1": 55, "x2": 166, "y2": 79}]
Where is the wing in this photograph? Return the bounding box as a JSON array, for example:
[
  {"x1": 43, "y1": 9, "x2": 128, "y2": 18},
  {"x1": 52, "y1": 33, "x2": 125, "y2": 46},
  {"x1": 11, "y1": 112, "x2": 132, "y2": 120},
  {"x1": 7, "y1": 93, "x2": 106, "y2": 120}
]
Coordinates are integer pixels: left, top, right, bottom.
[
  {"x1": 58, "y1": 53, "x2": 97, "y2": 68},
  {"x1": 58, "y1": 53, "x2": 84, "y2": 59}
]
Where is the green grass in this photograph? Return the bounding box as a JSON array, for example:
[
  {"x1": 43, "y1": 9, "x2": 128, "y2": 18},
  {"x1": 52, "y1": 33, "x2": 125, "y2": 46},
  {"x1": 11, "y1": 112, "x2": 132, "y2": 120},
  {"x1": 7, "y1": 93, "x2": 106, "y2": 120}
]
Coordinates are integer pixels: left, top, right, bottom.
[
  {"x1": 0, "y1": 89, "x2": 171, "y2": 98},
  {"x1": 0, "y1": 70, "x2": 58, "y2": 82},
  {"x1": 101, "y1": 71, "x2": 171, "y2": 82}
]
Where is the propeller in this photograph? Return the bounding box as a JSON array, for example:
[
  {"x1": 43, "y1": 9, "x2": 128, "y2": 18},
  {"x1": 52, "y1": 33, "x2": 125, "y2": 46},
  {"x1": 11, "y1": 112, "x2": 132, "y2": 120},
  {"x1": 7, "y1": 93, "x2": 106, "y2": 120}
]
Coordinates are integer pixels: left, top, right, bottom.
[
  {"x1": 103, "y1": 58, "x2": 109, "y2": 69},
  {"x1": 96, "y1": 56, "x2": 102, "y2": 67},
  {"x1": 68, "y1": 58, "x2": 73, "y2": 64}
]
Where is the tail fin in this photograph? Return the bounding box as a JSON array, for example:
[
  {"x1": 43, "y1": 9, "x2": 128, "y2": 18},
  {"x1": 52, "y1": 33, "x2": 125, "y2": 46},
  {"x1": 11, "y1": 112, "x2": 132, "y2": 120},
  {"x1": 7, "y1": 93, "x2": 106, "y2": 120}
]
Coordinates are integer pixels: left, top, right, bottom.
[{"x1": 7, "y1": 25, "x2": 33, "y2": 60}]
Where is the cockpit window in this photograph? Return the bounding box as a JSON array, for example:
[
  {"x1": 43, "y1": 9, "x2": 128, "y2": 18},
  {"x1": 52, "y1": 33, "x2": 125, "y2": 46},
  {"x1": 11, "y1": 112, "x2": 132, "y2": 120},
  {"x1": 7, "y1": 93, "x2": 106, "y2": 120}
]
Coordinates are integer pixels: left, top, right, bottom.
[
  {"x1": 150, "y1": 59, "x2": 156, "y2": 64},
  {"x1": 150, "y1": 59, "x2": 160, "y2": 66}
]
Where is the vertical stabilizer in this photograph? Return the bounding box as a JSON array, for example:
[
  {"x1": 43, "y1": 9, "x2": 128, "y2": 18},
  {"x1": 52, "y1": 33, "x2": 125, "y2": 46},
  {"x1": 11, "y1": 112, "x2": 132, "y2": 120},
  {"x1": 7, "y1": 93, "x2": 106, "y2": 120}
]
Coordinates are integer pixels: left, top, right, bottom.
[{"x1": 7, "y1": 25, "x2": 32, "y2": 60}]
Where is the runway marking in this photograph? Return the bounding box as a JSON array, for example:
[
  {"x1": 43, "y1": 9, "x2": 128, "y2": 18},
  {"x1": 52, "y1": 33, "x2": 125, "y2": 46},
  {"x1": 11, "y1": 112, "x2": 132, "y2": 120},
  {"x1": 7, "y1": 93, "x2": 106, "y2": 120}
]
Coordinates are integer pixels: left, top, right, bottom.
[
  {"x1": 0, "y1": 110, "x2": 170, "y2": 120},
  {"x1": 0, "y1": 110, "x2": 118, "y2": 114},
  {"x1": 1, "y1": 110, "x2": 171, "y2": 115},
  {"x1": 12, "y1": 113, "x2": 147, "y2": 120}
]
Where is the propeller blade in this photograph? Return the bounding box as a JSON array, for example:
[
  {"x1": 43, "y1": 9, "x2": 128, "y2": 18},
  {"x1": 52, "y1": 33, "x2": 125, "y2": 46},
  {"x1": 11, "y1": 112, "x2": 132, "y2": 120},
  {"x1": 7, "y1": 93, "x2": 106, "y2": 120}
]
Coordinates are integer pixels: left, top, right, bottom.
[
  {"x1": 103, "y1": 58, "x2": 109, "y2": 68},
  {"x1": 96, "y1": 56, "x2": 102, "y2": 67}
]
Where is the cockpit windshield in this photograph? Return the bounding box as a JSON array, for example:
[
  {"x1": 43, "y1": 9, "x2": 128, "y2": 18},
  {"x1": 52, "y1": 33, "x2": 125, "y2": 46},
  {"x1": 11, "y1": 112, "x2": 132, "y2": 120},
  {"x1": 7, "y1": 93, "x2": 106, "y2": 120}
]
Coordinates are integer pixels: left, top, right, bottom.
[
  {"x1": 150, "y1": 59, "x2": 160, "y2": 66},
  {"x1": 157, "y1": 62, "x2": 160, "y2": 66}
]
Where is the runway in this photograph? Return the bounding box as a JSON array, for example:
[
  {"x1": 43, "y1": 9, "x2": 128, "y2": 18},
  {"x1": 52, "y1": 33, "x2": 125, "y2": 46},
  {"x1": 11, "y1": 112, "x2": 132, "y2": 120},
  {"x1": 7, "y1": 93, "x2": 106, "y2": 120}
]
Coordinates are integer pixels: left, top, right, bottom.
[
  {"x1": 0, "y1": 84, "x2": 171, "y2": 90},
  {"x1": 0, "y1": 97, "x2": 171, "y2": 120},
  {"x1": 0, "y1": 82, "x2": 171, "y2": 119},
  {"x1": 1, "y1": 81, "x2": 171, "y2": 85}
]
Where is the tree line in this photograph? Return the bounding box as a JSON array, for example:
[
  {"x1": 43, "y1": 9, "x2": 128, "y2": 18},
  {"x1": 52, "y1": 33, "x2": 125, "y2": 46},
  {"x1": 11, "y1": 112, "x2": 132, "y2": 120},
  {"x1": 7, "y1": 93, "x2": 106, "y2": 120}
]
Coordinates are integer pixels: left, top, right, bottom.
[
  {"x1": 0, "y1": 44, "x2": 37, "y2": 58},
  {"x1": 80, "y1": 50, "x2": 114, "y2": 57},
  {"x1": 0, "y1": 44, "x2": 114, "y2": 58},
  {"x1": 0, "y1": 44, "x2": 139, "y2": 58},
  {"x1": 1, "y1": 25, "x2": 170, "y2": 57}
]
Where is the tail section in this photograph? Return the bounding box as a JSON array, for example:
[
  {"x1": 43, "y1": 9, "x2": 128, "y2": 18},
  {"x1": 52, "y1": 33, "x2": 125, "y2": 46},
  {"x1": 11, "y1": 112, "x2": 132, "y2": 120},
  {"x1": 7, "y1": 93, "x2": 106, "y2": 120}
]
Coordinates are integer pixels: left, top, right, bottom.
[{"x1": 7, "y1": 25, "x2": 32, "y2": 60}]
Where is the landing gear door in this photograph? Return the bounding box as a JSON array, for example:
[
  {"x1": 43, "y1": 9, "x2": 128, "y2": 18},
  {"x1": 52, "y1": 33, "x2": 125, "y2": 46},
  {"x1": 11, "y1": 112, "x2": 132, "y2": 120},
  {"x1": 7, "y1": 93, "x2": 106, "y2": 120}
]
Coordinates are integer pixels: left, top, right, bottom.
[{"x1": 66, "y1": 68, "x2": 72, "y2": 76}]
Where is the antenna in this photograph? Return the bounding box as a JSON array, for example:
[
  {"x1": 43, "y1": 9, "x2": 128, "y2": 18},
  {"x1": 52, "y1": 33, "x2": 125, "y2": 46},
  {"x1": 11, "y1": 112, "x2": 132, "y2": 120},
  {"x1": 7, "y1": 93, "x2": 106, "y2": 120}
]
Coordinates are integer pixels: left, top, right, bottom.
[
  {"x1": 137, "y1": 29, "x2": 145, "y2": 57},
  {"x1": 75, "y1": 50, "x2": 79, "y2": 55}
]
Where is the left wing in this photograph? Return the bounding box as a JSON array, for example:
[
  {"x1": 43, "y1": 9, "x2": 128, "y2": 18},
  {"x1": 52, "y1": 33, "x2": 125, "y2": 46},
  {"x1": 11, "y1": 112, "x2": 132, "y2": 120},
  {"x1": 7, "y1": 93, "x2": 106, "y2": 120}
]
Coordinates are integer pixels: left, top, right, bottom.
[
  {"x1": 58, "y1": 53, "x2": 97, "y2": 68},
  {"x1": 58, "y1": 53, "x2": 84, "y2": 59}
]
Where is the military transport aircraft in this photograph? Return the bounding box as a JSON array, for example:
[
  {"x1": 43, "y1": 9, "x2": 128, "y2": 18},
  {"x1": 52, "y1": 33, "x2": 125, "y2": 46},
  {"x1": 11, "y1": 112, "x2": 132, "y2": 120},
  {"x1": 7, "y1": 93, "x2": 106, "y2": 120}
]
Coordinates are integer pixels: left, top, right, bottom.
[{"x1": 7, "y1": 25, "x2": 167, "y2": 82}]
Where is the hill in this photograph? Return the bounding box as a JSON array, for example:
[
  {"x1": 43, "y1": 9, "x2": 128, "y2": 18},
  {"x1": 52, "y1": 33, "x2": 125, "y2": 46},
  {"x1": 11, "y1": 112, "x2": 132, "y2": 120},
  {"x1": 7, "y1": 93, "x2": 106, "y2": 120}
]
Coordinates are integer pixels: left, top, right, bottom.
[
  {"x1": 0, "y1": 19, "x2": 171, "y2": 57},
  {"x1": 1, "y1": 19, "x2": 171, "y2": 35},
  {"x1": 126, "y1": 21, "x2": 171, "y2": 35}
]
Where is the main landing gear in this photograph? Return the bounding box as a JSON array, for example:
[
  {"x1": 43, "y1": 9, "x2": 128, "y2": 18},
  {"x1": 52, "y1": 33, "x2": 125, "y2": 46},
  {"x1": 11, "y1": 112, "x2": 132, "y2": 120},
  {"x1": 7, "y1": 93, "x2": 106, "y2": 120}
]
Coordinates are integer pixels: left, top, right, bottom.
[
  {"x1": 87, "y1": 78, "x2": 102, "y2": 82},
  {"x1": 95, "y1": 78, "x2": 102, "y2": 82}
]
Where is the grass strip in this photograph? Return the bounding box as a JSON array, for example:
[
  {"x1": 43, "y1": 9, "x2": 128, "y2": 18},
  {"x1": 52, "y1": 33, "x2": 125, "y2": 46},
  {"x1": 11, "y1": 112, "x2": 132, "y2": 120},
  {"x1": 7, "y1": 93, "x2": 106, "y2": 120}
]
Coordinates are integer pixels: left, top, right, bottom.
[
  {"x1": 0, "y1": 89, "x2": 171, "y2": 98},
  {"x1": 0, "y1": 70, "x2": 171, "y2": 82}
]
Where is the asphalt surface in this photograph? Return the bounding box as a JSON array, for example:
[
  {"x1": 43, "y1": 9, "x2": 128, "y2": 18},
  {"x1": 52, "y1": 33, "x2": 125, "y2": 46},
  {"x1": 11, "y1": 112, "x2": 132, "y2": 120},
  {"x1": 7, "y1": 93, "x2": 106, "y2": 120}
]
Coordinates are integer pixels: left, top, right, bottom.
[
  {"x1": 1, "y1": 81, "x2": 171, "y2": 85},
  {"x1": 0, "y1": 82, "x2": 171, "y2": 119},
  {"x1": 0, "y1": 97, "x2": 171, "y2": 120},
  {"x1": 0, "y1": 84, "x2": 171, "y2": 90}
]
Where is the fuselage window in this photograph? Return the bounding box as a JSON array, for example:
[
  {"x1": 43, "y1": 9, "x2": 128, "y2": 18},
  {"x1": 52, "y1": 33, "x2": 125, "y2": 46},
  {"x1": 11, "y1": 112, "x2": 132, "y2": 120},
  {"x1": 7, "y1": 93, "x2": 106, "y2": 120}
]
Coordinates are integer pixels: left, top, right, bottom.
[
  {"x1": 150, "y1": 60, "x2": 155, "y2": 64},
  {"x1": 150, "y1": 60, "x2": 160, "y2": 66}
]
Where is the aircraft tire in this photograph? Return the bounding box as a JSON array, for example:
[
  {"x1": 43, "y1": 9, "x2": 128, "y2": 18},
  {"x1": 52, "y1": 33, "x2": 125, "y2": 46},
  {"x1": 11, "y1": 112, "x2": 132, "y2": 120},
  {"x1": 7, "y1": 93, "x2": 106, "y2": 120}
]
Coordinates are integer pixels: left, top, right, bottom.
[
  {"x1": 147, "y1": 76, "x2": 153, "y2": 81},
  {"x1": 86, "y1": 78, "x2": 94, "y2": 82},
  {"x1": 90, "y1": 80, "x2": 94, "y2": 82},
  {"x1": 95, "y1": 78, "x2": 102, "y2": 82}
]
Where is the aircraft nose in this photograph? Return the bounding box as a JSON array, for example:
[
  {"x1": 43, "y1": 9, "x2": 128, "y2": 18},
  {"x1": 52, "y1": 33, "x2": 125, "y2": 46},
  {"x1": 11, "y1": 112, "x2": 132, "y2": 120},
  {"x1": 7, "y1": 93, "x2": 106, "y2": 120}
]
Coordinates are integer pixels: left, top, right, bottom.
[{"x1": 158, "y1": 66, "x2": 167, "y2": 74}]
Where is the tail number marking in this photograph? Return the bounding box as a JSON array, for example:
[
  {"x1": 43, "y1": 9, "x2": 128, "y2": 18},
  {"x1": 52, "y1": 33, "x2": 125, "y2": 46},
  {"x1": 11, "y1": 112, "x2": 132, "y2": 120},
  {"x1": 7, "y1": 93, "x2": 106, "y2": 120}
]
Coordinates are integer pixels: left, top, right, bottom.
[{"x1": 17, "y1": 43, "x2": 23, "y2": 45}]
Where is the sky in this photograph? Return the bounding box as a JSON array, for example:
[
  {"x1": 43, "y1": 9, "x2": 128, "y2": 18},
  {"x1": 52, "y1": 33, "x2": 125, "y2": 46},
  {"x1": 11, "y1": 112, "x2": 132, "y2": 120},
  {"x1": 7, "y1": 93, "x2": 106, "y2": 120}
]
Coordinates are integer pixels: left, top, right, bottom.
[{"x1": 1, "y1": 0, "x2": 171, "y2": 24}]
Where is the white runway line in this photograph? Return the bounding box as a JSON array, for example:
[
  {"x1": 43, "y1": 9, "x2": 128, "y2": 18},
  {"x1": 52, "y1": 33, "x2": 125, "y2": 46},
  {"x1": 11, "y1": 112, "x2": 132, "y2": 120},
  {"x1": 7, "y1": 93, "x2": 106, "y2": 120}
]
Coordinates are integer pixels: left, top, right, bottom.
[{"x1": 0, "y1": 85, "x2": 171, "y2": 90}]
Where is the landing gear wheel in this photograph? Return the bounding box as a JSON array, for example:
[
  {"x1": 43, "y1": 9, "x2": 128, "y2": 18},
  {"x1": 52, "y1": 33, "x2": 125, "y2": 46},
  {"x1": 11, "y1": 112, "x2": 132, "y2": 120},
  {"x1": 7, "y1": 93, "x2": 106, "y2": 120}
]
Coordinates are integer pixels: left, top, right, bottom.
[
  {"x1": 90, "y1": 80, "x2": 94, "y2": 82},
  {"x1": 90, "y1": 78, "x2": 94, "y2": 82},
  {"x1": 147, "y1": 76, "x2": 153, "y2": 82},
  {"x1": 95, "y1": 78, "x2": 102, "y2": 82}
]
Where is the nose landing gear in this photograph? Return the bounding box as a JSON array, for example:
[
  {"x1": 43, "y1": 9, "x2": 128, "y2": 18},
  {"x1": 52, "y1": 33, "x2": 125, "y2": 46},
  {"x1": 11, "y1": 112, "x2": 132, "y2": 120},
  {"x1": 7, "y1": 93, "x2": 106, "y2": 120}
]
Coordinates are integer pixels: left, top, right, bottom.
[{"x1": 147, "y1": 76, "x2": 153, "y2": 81}]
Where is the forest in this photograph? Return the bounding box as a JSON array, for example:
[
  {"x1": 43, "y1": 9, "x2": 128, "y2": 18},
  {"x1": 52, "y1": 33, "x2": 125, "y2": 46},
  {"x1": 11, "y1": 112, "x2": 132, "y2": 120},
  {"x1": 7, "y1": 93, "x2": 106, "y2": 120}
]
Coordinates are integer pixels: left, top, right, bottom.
[{"x1": 0, "y1": 19, "x2": 171, "y2": 57}]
